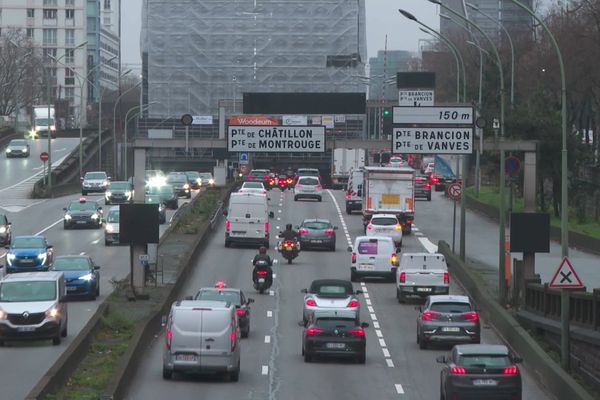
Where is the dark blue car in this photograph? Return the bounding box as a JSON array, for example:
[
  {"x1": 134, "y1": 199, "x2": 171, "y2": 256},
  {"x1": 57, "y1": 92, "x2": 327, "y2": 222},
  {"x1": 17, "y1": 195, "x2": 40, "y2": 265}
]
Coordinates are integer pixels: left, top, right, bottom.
[
  {"x1": 49, "y1": 255, "x2": 100, "y2": 300},
  {"x1": 5, "y1": 236, "x2": 54, "y2": 273}
]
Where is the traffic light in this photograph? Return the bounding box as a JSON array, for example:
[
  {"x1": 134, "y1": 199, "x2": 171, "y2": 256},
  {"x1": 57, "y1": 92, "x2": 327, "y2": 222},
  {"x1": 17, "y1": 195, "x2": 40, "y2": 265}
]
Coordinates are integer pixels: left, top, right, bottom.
[{"x1": 382, "y1": 107, "x2": 393, "y2": 138}]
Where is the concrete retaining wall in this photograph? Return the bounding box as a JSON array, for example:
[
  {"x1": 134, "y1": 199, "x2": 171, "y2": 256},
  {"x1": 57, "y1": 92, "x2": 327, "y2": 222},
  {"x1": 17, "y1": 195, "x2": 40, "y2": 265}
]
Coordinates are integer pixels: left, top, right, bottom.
[{"x1": 439, "y1": 240, "x2": 594, "y2": 400}]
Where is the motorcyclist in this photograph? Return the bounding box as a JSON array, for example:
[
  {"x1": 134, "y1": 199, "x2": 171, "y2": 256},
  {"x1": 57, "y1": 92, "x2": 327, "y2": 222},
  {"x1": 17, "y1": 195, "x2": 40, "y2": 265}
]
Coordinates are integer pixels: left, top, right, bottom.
[
  {"x1": 280, "y1": 223, "x2": 299, "y2": 242},
  {"x1": 252, "y1": 246, "x2": 273, "y2": 284}
]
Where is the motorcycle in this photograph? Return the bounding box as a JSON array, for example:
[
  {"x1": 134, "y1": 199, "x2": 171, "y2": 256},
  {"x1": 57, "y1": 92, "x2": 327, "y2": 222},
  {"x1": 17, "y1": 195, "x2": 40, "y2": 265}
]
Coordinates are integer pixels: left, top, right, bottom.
[
  {"x1": 276, "y1": 176, "x2": 294, "y2": 191},
  {"x1": 253, "y1": 259, "x2": 275, "y2": 294},
  {"x1": 278, "y1": 236, "x2": 300, "y2": 264}
]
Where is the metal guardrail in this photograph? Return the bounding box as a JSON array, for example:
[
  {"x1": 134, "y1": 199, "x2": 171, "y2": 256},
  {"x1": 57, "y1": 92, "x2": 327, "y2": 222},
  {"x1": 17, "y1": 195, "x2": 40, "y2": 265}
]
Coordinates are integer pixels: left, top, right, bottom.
[{"x1": 524, "y1": 283, "x2": 600, "y2": 331}]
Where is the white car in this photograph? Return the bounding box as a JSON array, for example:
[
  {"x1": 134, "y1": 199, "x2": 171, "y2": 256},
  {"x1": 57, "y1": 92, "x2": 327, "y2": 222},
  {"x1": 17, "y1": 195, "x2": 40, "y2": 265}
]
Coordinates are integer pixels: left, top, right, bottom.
[
  {"x1": 366, "y1": 214, "x2": 403, "y2": 248},
  {"x1": 294, "y1": 176, "x2": 322, "y2": 202},
  {"x1": 239, "y1": 181, "x2": 267, "y2": 196},
  {"x1": 389, "y1": 156, "x2": 404, "y2": 168},
  {"x1": 348, "y1": 236, "x2": 399, "y2": 282}
]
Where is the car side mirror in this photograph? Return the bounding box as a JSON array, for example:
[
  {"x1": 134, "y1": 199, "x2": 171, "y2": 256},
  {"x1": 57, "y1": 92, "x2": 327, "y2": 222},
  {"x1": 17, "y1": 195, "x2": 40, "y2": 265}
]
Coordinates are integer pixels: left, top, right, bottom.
[
  {"x1": 63, "y1": 208, "x2": 67, "y2": 211},
  {"x1": 222, "y1": 209, "x2": 228, "y2": 216},
  {"x1": 247, "y1": 298, "x2": 255, "y2": 304},
  {"x1": 98, "y1": 206, "x2": 103, "y2": 210},
  {"x1": 108, "y1": 177, "x2": 112, "y2": 180},
  {"x1": 47, "y1": 245, "x2": 53, "y2": 249},
  {"x1": 94, "y1": 266, "x2": 100, "y2": 270},
  {"x1": 7, "y1": 222, "x2": 11, "y2": 226},
  {"x1": 347, "y1": 246, "x2": 352, "y2": 252},
  {"x1": 183, "y1": 295, "x2": 193, "y2": 301},
  {"x1": 512, "y1": 355, "x2": 523, "y2": 364},
  {"x1": 294, "y1": 225, "x2": 299, "y2": 229},
  {"x1": 269, "y1": 211, "x2": 275, "y2": 218},
  {"x1": 414, "y1": 306, "x2": 422, "y2": 312},
  {"x1": 80, "y1": 177, "x2": 84, "y2": 180},
  {"x1": 355, "y1": 290, "x2": 363, "y2": 295},
  {"x1": 360, "y1": 322, "x2": 370, "y2": 328},
  {"x1": 436, "y1": 355, "x2": 447, "y2": 364},
  {"x1": 300, "y1": 288, "x2": 308, "y2": 293},
  {"x1": 333, "y1": 226, "x2": 338, "y2": 230}
]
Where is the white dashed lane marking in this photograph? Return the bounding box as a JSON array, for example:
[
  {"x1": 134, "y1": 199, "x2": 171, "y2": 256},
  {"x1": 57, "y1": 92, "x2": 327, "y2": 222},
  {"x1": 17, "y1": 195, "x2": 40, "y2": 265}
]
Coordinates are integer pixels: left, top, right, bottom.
[
  {"x1": 261, "y1": 365, "x2": 269, "y2": 375},
  {"x1": 386, "y1": 359, "x2": 395, "y2": 368},
  {"x1": 267, "y1": 311, "x2": 273, "y2": 318},
  {"x1": 382, "y1": 348, "x2": 390, "y2": 357},
  {"x1": 264, "y1": 335, "x2": 271, "y2": 344},
  {"x1": 395, "y1": 384, "x2": 405, "y2": 394}
]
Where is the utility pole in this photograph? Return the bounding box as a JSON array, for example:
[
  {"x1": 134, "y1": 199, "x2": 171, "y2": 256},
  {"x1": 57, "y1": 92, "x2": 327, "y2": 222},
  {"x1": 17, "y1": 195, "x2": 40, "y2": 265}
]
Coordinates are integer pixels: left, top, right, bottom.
[{"x1": 378, "y1": 35, "x2": 387, "y2": 140}]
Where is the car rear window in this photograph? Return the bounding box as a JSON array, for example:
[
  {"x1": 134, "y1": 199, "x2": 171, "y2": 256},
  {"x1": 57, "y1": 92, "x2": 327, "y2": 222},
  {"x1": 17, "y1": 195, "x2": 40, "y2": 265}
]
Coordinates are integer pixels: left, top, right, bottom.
[
  {"x1": 371, "y1": 217, "x2": 397, "y2": 226},
  {"x1": 458, "y1": 355, "x2": 511, "y2": 368},
  {"x1": 298, "y1": 169, "x2": 319, "y2": 176},
  {"x1": 314, "y1": 318, "x2": 356, "y2": 329},
  {"x1": 429, "y1": 302, "x2": 471, "y2": 313},
  {"x1": 243, "y1": 182, "x2": 263, "y2": 189},
  {"x1": 316, "y1": 285, "x2": 349, "y2": 297},
  {"x1": 304, "y1": 221, "x2": 330, "y2": 230},
  {"x1": 357, "y1": 240, "x2": 378, "y2": 255},
  {"x1": 298, "y1": 177, "x2": 319, "y2": 185},
  {"x1": 194, "y1": 290, "x2": 240, "y2": 306}
]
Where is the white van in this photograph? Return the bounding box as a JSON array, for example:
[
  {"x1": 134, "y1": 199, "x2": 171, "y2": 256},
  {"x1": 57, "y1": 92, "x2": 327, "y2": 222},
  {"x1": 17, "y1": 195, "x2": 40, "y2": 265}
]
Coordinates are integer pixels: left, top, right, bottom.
[
  {"x1": 396, "y1": 253, "x2": 449, "y2": 302},
  {"x1": 224, "y1": 192, "x2": 273, "y2": 248},
  {"x1": 162, "y1": 300, "x2": 241, "y2": 381},
  {"x1": 104, "y1": 206, "x2": 120, "y2": 246},
  {"x1": 348, "y1": 236, "x2": 399, "y2": 282}
]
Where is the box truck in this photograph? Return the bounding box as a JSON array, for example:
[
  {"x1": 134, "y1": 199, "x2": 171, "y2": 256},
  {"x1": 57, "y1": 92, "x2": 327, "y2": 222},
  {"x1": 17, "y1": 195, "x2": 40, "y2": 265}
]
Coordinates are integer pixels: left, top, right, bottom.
[
  {"x1": 32, "y1": 105, "x2": 56, "y2": 138},
  {"x1": 331, "y1": 148, "x2": 365, "y2": 188}
]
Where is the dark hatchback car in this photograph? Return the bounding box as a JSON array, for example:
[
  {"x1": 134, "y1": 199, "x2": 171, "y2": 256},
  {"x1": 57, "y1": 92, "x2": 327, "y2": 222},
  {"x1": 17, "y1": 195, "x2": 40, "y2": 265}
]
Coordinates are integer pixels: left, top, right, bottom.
[
  {"x1": 416, "y1": 295, "x2": 480, "y2": 349},
  {"x1": 63, "y1": 198, "x2": 103, "y2": 229},
  {"x1": 297, "y1": 219, "x2": 337, "y2": 251},
  {"x1": 414, "y1": 174, "x2": 432, "y2": 201},
  {"x1": 146, "y1": 185, "x2": 178, "y2": 210},
  {"x1": 438, "y1": 344, "x2": 522, "y2": 400},
  {"x1": 105, "y1": 181, "x2": 133, "y2": 205},
  {"x1": 50, "y1": 255, "x2": 100, "y2": 300},
  {"x1": 184, "y1": 171, "x2": 202, "y2": 189},
  {"x1": 0, "y1": 214, "x2": 12, "y2": 245},
  {"x1": 145, "y1": 194, "x2": 167, "y2": 224},
  {"x1": 166, "y1": 172, "x2": 191, "y2": 198},
  {"x1": 192, "y1": 285, "x2": 254, "y2": 338},
  {"x1": 245, "y1": 169, "x2": 272, "y2": 188},
  {"x1": 302, "y1": 310, "x2": 369, "y2": 363}
]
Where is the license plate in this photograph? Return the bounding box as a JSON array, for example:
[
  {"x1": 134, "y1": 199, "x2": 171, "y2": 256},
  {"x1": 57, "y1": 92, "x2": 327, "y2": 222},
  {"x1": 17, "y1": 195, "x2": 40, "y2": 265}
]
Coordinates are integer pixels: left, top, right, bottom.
[
  {"x1": 67, "y1": 286, "x2": 77, "y2": 292},
  {"x1": 358, "y1": 264, "x2": 374, "y2": 271},
  {"x1": 175, "y1": 354, "x2": 198, "y2": 362},
  {"x1": 305, "y1": 188, "x2": 314, "y2": 192},
  {"x1": 326, "y1": 342, "x2": 346, "y2": 349},
  {"x1": 76, "y1": 221, "x2": 87, "y2": 224},
  {"x1": 17, "y1": 326, "x2": 36, "y2": 332},
  {"x1": 416, "y1": 287, "x2": 432, "y2": 292},
  {"x1": 231, "y1": 231, "x2": 246, "y2": 235},
  {"x1": 20, "y1": 259, "x2": 34, "y2": 264},
  {"x1": 473, "y1": 379, "x2": 498, "y2": 386},
  {"x1": 258, "y1": 278, "x2": 265, "y2": 283},
  {"x1": 311, "y1": 240, "x2": 323, "y2": 243},
  {"x1": 442, "y1": 327, "x2": 460, "y2": 332}
]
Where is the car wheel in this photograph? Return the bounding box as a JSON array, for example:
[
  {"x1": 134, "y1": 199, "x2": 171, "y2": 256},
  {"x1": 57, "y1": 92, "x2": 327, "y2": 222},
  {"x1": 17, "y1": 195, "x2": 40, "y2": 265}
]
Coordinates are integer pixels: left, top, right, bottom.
[
  {"x1": 229, "y1": 361, "x2": 240, "y2": 382},
  {"x1": 96, "y1": 283, "x2": 100, "y2": 297},
  {"x1": 82, "y1": 191, "x2": 87, "y2": 196},
  {"x1": 427, "y1": 195, "x2": 431, "y2": 201},
  {"x1": 330, "y1": 244, "x2": 336, "y2": 252},
  {"x1": 52, "y1": 335, "x2": 61, "y2": 345},
  {"x1": 105, "y1": 240, "x2": 110, "y2": 246},
  {"x1": 242, "y1": 327, "x2": 249, "y2": 338},
  {"x1": 357, "y1": 353, "x2": 366, "y2": 364},
  {"x1": 105, "y1": 200, "x2": 110, "y2": 205},
  {"x1": 346, "y1": 208, "x2": 351, "y2": 215},
  {"x1": 225, "y1": 240, "x2": 231, "y2": 248},
  {"x1": 63, "y1": 222, "x2": 69, "y2": 230},
  {"x1": 419, "y1": 338, "x2": 427, "y2": 349},
  {"x1": 397, "y1": 288, "x2": 405, "y2": 304},
  {"x1": 350, "y1": 270, "x2": 357, "y2": 282},
  {"x1": 294, "y1": 196, "x2": 298, "y2": 201},
  {"x1": 186, "y1": 193, "x2": 191, "y2": 199},
  {"x1": 61, "y1": 323, "x2": 68, "y2": 337},
  {"x1": 162, "y1": 366, "x2": 173, "y2": 380},
  {"x1": 303, "y1": 352, "x2": 312, "y2": 363}
]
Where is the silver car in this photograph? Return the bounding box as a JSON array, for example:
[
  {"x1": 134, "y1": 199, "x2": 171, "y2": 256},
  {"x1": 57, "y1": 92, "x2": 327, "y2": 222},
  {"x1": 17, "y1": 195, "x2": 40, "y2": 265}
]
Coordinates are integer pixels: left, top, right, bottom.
[
  {"x1": 5, "y1": 139, "x2": 30, "y2": 158},
  {"x1": 366, "y1": 214, "x2": 403, "y2": 248},
  {"x1": 294, "y1": 176, "x2": 323, "y2": 202},
  {"x1": 81, "y1": 171, "x2": 110, "y2": 195},
  {"x1": 301, "y1": 279, "x2": 362, "y2": 325}
]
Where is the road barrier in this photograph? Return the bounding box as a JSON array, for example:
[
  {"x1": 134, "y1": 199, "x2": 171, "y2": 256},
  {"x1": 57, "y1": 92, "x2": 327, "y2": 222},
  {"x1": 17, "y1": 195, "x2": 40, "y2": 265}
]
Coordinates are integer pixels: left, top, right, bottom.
[{"x1": 438, "y1": 240, "x2": 594, "y2": 400}]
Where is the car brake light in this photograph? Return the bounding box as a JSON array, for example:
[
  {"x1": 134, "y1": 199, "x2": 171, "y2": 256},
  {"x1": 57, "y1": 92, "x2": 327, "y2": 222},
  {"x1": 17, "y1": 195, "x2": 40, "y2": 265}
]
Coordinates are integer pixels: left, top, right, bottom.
[
  {"x1": 236, "y1": 308, "x2": 245, "y2": 316},
  {"x1": 406, "y1": 219, "x2": 413, "y2": 225},
  {"x1": 324, "y1": 229, "x2": 334, "y2": 235},
  {"x1": 347, "y1": 300, "x2": 360, "y2": 308},
  {"x1": 391, "y1": 253, "x2": 399, "y2": 266},
  {"x1": 450, "y1": 366, "x2": 466, "y2": 375},
  {"x1": 351, "y1": 252, "x2": 357, "y2": 263},
  {"x1": 299, "y1": 228, "x2": 308, "y2": 235},
  {"x1": 263, "y1": 175, "x2": 269, "y2": 180},
  {"x1": 399, "y1": 271, "x2": 406, "y2": 283},
  {"x1": 296, "y1": 184, "x2": 303, "y2": 188},
  {"x1": 422, "y1": 311, "x2": 441, "y2": 321},
  {"x1": 166, "y1": 327, "x2": 173, "y2": 350},
  {"x1": 248, "y1": 176, "x2": 254, "y2": 180},
  {"x1": 394, "y1": 224, "x2": 402, "y2": 231},
  {"x1": 305, "y1": 299, "x2": 317, "y2": 307},
  {"x1": 425, "y1": 183, "x2": 431, "y2": 189},
  {"x1": 463, "y1": 312, "x2": 479, "y2": 322},
  {"x1": 225, "y1": 220, "x2": 231, "y2": 231},
  {"x1": 262, "y1": 190, "x2": 267, "y2": 195},
  {"x1": 349, "y1": 328, "x2": 365, "y2": 337},
  {"x1": 315, "y1": 184, "x2": 322, "y2": 189},
  {"x1": 503, "y1": 366, "x2": 518, "y2": 375},
  {"x1": 367, "y1": 224, "x2": 373, "y2": 231},
  {"x1": 230, "y1": 330, "x2": 237, "y2": 352},
  {"x1": 444, "y1": 272, "x2": 449, "y2": 284},
  {"x1": 306, "y1": 327, "x2": 323, "y2": 336},
  {"x1": 257, "y1": 270, "x2": 267, "y2": 276},
  {"x1": 265, "y1": 223, "x2": 269, "y2": 232}
]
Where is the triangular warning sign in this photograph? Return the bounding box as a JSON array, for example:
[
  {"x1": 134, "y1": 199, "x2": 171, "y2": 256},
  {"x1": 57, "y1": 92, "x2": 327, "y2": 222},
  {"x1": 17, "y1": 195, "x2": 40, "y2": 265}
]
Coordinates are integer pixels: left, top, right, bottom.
[{"x1": 549, "y1": 257, "x2": 584, "y2": 289}]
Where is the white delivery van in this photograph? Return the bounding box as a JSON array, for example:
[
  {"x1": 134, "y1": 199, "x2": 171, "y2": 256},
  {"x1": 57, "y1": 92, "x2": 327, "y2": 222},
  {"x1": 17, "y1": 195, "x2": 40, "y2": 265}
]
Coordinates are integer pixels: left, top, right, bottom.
[
  {"x1": 162, "y1": 300, "x2": 241, "y2": 381},
  {"x1": 396, "y1": 253, "x2": 449, "y2": 303},
  {"x1": 224, "y1": 192, "x2": 274, "y2": 248},
  {"x1": 348, "y1": 236, "x2": 399, "y2": 282}
]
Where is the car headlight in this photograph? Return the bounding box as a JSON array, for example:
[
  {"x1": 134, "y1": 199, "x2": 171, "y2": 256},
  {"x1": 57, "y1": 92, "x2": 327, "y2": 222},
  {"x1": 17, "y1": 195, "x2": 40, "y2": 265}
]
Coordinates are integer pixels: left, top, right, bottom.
[
  {"x1": 22, "y1": 149, "x2": 28, "y2": 153},
  {"x1": 91, "y1": 213, "x2": 99, "y2": 219},
  {"x1": 37, "y1": 254, "x2": 47, "y2": 265},
  {"x1": 196, "y1": 178, "x2": 202, "y2": 185},
  {"x1": 125, "y1": 191, "x2": 132, "y2": 199},
  {"x1": 5, "y1": 148, "x2": 11, "y2": 153},
  {"x1": 64, "y1": 214, "x2": 72, "y2": 220},
  {"x1": 0, "y1": 226, "x2": 6, "y2": 234},
  {"x1": 105, "y1": 191, "x2": 112, "y2": 198},
  {"x1": 102, "y1": 180, "x2": 109, "y2": 186},
  {"x1": 0, "y1": 309, "x2": 6, "y2": 320},
  {"x1": 183, "y1": 183, "x2": 190, "y2": 189},
  {"x1": 79, "y1": 273, "x2": 94, "y2": 281},
  {"x1": 209, "y1": 179, "x2": 215, "y2": 185},
  {"x1": 6, "y1": 253, "x2": 15, "y2": 262},
  {"x1": 105, "y1": 223, "x2": 114, "y2": 233},
  {"x1": 46, "y1": 306, "x2": 60, "y2": 318}
]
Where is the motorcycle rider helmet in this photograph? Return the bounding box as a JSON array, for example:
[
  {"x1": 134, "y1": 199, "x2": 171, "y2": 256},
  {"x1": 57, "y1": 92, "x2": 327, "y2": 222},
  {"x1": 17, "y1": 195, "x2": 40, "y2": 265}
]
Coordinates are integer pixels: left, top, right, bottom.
[
  {"x1": 259, "y1": 246, "x2": 267, "y2": 254},
  {"x1": 286, "y1": 223, "x2": 293, "y2": 231}
]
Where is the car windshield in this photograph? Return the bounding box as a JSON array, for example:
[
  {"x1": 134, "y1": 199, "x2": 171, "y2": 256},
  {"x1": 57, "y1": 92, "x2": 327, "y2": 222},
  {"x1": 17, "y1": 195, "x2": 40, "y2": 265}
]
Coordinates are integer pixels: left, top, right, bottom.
[
  {"x1": 109, "y1": 182, "x2": 129, "y2": 190},
  {"x1": 85, "y1": 173, "x2": 106, "y2": 180},
  {"x1": 250, "y1": 170, "x2": 268, "y2": 176},
  {"x1": 10, "y1": 140, "x2": 27, "y2": 146},
  {"x1": 316, "y1": 285, "x2": 350, "y2": 297},
  {"x1": 199, "y1": 173, "x2": 213, "y2": 179},
  {"x1": 429, "y1": 302, "x2": 471, "y2": 313},
  {"x1": 0, "y1": 281, "x2": 56, "y2": 302},
  {"x1": 167, "y1": 174, "x2": 187, "y2": 183},
  {"x1": 298, "y1": 177, "x2": 319, "y2": 185},
  {"x1": 458, "y1": 354, "x2": 511, "y2": 368},
  {"x1": 371, "y1": 217, "x2": 397, "y2": 226},
  {"x1": 303, "y1": 221, "x2": 330, "y2": 230},
  {"x1": 68, "y1": 202, "x2": 97, "y2": 211},
  {"x1": 243, "y1": 182, "x2": 263, "y2": 189},
  {"x1": 12, "y1": 237, "x2": 45, "y2": 248},
  {"x1": 106, "y1": 210, "x2": 119, "y2": 223},
  {"x1": 148, "y1": 185, "x2": 174, "y2": 195},
  {"x1": 51, "y1": 257, "x2": 90, "y2": 271},
  {"x1": 194, "y1": 290, "x2": 240, "y2": 306},
  {"x1": 186, "y1": 172, "x2": 200, "y2": 179},
  {"x1": 314, "y1": 318, "x2": 356, "y2": 329}
]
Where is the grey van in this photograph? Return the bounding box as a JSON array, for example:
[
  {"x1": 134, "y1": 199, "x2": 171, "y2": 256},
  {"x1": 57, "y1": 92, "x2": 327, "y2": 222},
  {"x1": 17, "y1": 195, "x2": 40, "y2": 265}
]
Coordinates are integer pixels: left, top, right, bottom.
[
  {"x1": 0, "y1": 272, "x2": 68, "y2": 345},
  {"x1": 163, "y1": 300, "x2": 241, "y2": 381}
]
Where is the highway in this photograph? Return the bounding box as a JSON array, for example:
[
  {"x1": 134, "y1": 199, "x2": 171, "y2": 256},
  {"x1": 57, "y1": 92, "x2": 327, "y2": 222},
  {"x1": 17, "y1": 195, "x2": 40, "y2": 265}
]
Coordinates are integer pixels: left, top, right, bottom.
[
  {"x1": 124, "y1": 188, "x2": 551, "y2": 399},
  {"x1": 0, "y1": 140, "x2": 195, "y2": 399}
]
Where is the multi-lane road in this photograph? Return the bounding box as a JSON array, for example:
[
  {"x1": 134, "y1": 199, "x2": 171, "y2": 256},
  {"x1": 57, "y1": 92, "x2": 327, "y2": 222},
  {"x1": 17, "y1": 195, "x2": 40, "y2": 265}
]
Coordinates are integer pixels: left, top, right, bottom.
[
  {"x1": 0, "y1": 138, "x2": 194, "y2": 399},
  {"x1": 124, "y1": 188, "x2": 551, "y2": 399}
]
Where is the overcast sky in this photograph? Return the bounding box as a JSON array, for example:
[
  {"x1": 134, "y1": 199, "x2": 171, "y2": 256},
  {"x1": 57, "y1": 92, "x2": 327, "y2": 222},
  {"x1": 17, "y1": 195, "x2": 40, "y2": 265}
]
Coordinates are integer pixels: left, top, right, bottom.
[{"x1": 120, "y1": 1, "x2": 440, "y2": 66}]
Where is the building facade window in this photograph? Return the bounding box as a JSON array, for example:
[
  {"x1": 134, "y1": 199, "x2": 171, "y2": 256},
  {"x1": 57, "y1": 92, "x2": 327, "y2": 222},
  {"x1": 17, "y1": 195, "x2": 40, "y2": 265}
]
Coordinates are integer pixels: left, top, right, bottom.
[
  {"x1": 65, "y1": 29, "x2": 74, "y2": 45},
  {"x1": 26, "y1": 28, "x2": 34, "y2": 38},
  {"x1": 65, "y1": 87, "x2": 75, "y2": 101},
  {"x1": 65, "y1": 49, "x2": 75, "y2": 64},
  {"x1": 27, "y1": 8, "x2": 34, "y2": 18},
  {"x1": 104, "y1": 16, "x2": 111, "y2": 26},
  {"x1": 43, "y1": 47, "x2": 57, "y2": 61},
  {"x1": 42, "y1": 29, "x2": 57, "y2": 45},
  {"x1": 43, "y1": 0, "x2": 58, "y2": 6},
  {"x1": 43, "y1": 9, "x2": 57, "y2": 19},
  {"x1": 104, "y1": 0, "x2": 111, "y2": 9},
  {"x1": 66, "y1": 9, "x2": 75, "y2": 19},
  {"x1": 65, "y1": 0, "x2": 75, "y2": 6}
]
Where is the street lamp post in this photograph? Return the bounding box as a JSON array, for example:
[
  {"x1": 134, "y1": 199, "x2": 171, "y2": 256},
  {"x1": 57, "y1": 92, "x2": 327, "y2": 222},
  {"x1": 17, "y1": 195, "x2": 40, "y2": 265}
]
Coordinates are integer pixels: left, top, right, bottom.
[
  {"x1": 96, "y1": 55, "x2": 118, "y2": 170},
  {"x1": 113, "y1": 80, "x2": 141, "y2": 176},
  {"x1": 509, "y1": 0, "x2": 570, "y2": 370},
  {"x1": 123, "y1": 102, "x2": 158, "y2": 179}
]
